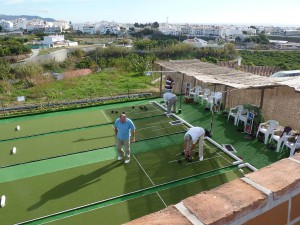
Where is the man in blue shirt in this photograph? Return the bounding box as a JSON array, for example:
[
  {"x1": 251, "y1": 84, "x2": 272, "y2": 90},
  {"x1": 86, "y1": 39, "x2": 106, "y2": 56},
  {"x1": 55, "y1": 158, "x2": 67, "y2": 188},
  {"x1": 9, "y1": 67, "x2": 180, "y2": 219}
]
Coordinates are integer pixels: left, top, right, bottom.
[{"x1": 114, "y1": 114, "x2": 136, "y2": 164}]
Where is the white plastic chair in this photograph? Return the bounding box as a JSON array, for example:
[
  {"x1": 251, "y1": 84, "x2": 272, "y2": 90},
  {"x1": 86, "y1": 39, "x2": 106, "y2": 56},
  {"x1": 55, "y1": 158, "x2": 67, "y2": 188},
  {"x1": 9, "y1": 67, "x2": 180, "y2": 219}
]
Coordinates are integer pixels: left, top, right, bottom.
[
  {"x1": 213, "y1": 92, "x2": 222, "y2": 102},
  {"x1": 256, "y1": 120, "x2": 279, "y2": 144},
  {"x1": 227, "y1": 105, "x2": 243, "y2": 126},
  {"x1": 199, "y1": 89, "x2": 210, "y2": 105},
  {"x1": 269, "y1": 127, "x2": 292, "y2": 152},
  {"x1": 283, "y1": 135, "x2": 300, "y2": 157},
  {"x1": 206, "y1": 95, "x2": 214, "y2": 110},
  {"x1": 213, "y1": 92, "x2": 222, "y2": 112},
  {"x1": 236, "y1": 109, "x2": 249, "y2": 128},
  {"x1": 269, "y1": 131, "x2": 283, "y2": 152},
  {"x1": 189, "y1": 86, "x2": 202, "y2": 103}
]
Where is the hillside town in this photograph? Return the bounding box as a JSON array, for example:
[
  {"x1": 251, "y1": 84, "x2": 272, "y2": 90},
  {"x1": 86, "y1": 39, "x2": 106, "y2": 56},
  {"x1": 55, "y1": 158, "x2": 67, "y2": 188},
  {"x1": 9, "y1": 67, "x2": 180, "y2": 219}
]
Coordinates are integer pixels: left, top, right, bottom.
[{"x1": 1, "y1": 17, "x2": 300, "y2": 40}]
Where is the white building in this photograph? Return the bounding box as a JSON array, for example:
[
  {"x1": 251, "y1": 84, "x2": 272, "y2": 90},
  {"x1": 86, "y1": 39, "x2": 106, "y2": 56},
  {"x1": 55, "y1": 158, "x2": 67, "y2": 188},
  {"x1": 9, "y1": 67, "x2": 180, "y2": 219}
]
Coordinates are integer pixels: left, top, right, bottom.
[
  {"x1": 53, "y1": 20, "x2": 70, "y2": 30},
  {"x1": 0, "y1": 19, "x2": 13, "y2": 31},
  {"x1": 43, "y1": 35, "x2": 65, "y2": 45},
  {"x1": 99, "y1": 24, "x2": 120, "y2": 34},
  {"x1": 284, "y1": 30, "x2": 300, "y2": 37},
  {"x1": 12, "y1": 18, "x2": 27, "y2": 31},
  {"x1": 82, "y1": 23, "x2": 98, "y2": 34},
  {"x1": 44, "y1": 26, "x2": 63, "y2": 34},
  {"x1": 183, "y1": 38, "x2": 208, "y2": 47},
  {"x1": 158, "y1": 23, "x2": 179, "y2": 35}
]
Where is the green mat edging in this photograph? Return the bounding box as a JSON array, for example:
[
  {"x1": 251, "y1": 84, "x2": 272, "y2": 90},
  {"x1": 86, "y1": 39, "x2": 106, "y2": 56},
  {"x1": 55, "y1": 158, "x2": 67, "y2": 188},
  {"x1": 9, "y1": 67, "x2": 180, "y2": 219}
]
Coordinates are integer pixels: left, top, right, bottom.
[
  {"x1": 0, "y1": 133, "x2": 186, "y2": 182},
  {"x1": 0, "y1": 146, "x2": 117, "y2": 183}
]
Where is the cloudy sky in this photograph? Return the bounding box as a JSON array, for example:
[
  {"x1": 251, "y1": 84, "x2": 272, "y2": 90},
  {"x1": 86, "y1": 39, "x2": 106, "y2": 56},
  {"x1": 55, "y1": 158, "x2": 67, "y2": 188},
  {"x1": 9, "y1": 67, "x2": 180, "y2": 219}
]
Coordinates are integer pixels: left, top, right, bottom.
[{"x1": 1, "y1": 0, "x2": 299, "y2": 26}]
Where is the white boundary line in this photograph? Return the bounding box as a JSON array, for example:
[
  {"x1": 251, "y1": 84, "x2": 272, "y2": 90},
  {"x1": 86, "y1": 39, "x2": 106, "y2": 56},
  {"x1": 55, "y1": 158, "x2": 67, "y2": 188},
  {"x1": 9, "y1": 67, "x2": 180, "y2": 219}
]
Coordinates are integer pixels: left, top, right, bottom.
[
  {"x1": 238, "y1": 163, "x2": 257, "y2": 171},
  {"x1": 151, "y1": 101, "x2": 166, "y2": 113},
  {"x1": 152, "y1": 100, "x2": 194, "y2": 128},
  {"x1": 156, "y1": 192, "x2": 168, "y2": 208},
  {"x1": 168, "y1": 155, "x2": 221, "y2": 164},
  {"x1": 205, "y1": 137, "x2": 242, "y2": 165},
  {"x1": 133, "y1": 154, "x2": 167, "y2": 208},
  {"x1": 101, "y1": 110, "x2": 112, "y2": 124},
  {"x1": 203, "y1": 142, "x2": 232, "y2": 165},
  {"x1": 133, "y1": 154, "x2": 155, "y2": 185}
]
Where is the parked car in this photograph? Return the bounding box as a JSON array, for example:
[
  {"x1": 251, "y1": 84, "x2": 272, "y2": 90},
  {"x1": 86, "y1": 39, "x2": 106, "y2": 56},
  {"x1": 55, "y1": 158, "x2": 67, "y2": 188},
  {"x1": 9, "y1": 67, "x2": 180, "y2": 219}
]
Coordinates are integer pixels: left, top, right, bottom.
[{"x1": 270, "y1": 70, "x2": 300, "y2": 78}]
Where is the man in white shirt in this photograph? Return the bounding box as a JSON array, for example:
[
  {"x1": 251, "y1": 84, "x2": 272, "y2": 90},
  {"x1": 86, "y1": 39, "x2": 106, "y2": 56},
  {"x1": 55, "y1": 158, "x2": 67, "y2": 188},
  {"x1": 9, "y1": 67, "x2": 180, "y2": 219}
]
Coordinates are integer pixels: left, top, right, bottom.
[
  {"x1": 183, "y1": 127, "x2": 210, "y2": 162},
  {"x1": 163, "y1": 92, "x2": 177, "y2": 115}
]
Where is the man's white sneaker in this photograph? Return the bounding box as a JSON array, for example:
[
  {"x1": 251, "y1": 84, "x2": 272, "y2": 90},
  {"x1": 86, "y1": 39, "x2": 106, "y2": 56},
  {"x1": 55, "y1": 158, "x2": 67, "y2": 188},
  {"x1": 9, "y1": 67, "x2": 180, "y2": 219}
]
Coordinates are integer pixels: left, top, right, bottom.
[
  {"x1": 117, "y1": 156, "x2": 123, "y2": 161},
  {"x1": 199, "y1": 157, "x2": 203, "y2": 161},
  {"x1": 125, "y1": 158, "x2": 130, "y2": 164}
]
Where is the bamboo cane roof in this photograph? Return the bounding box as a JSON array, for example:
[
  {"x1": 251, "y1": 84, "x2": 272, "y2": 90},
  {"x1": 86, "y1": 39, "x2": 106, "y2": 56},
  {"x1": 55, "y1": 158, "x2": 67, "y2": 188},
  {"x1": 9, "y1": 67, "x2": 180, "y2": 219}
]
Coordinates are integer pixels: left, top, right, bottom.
[{"x1": 156, "y1": 59, "x2": 300, "y2": 92}]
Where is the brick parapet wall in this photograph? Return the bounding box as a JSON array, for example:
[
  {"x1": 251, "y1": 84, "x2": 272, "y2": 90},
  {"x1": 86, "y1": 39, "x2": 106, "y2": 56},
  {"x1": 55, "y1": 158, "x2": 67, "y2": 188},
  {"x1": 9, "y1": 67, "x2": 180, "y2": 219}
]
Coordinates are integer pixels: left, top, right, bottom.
[{"x1": 126, "y1": 153, "x2": 300, "y2": 225}]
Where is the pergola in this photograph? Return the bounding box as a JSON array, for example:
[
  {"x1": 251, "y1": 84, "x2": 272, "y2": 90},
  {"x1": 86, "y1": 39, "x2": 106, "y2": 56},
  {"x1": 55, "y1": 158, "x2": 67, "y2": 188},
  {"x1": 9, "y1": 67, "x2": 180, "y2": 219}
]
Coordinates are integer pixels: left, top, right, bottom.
[{"x1": 153, "y1": 59, "x2": 300, "y2": 130}]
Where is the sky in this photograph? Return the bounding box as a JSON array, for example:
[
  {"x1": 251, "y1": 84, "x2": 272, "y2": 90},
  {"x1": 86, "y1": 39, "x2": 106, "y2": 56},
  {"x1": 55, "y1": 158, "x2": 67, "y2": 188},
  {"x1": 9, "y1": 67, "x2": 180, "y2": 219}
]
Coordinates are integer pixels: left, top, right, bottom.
[{"x1": 1, "y1": 0, "x2": 300, "y2": 26}]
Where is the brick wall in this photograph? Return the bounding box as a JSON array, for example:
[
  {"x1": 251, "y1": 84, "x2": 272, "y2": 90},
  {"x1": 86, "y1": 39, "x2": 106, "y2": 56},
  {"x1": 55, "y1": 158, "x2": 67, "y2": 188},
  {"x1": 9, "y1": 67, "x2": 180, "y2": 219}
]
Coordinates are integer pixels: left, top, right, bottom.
[{"x1": 126, "y1": 153, "x2": 300, "y2": 225}]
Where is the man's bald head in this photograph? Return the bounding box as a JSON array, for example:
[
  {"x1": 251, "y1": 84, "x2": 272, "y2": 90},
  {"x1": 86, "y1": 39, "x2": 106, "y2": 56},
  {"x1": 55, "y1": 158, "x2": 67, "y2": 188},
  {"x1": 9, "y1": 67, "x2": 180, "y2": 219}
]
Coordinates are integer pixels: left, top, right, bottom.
[{"x1": 120, "y1": 114, "x2": 127, "y2": 123}]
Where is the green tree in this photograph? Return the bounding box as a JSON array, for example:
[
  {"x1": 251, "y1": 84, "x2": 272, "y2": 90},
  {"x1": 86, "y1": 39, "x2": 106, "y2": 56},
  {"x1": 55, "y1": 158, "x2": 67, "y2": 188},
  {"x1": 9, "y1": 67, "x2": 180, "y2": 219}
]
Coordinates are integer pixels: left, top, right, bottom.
[
  {"x1": 152, "y1": 22, "x2": 159, "y2": 29},
  {"x1": 75, "y1": 56, "x2": 97, "y2": 70},
  {"x1": 258, "y1": 33, "x2": 269, "y2": 45},
  {"x1": 224, "y1": 43, "x2": 238, "y2": 60}
]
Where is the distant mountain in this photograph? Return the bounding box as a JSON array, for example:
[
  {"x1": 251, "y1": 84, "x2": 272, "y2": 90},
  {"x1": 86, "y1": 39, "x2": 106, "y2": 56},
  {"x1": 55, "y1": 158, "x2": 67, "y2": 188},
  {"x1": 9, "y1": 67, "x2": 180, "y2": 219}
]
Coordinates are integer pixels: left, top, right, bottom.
[{"x1": 0, "y1": 14, "x2": 56, "y2": 22}]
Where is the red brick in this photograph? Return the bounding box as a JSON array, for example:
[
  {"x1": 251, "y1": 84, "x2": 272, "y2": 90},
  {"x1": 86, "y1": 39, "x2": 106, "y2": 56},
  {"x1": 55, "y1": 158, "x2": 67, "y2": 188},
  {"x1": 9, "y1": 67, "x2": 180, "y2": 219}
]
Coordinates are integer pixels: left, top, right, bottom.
[
  {"x1": 182, "y1": 179, "x2": 267, "y2": 225},
  {"x1": 125, "y1": 205, "x2": 192, "y2": 225},
  {"x1": 243, "y1": 201, "x2": 288, "y2": 225},
  {"x1": 245, "y1": 158, "x2": 300, "y2": 198}
]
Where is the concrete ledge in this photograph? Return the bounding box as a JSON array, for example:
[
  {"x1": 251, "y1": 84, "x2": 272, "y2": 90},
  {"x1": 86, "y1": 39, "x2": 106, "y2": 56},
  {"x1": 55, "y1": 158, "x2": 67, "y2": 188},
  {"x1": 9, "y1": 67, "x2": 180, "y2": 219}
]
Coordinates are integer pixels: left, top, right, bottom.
[{"x1": 245, "y1": 158, "x2": 300, "y2": 199}]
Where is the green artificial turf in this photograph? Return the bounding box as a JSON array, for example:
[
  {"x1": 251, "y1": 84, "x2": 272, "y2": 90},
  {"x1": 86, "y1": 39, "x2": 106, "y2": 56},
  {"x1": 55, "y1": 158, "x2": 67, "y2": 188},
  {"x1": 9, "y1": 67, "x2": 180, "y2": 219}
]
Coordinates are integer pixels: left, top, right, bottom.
[
  {"x1": 0, "y1": 108, "x2": 109, "y2": 141},
  {"x1": 0, "y1": 102, "x2": 163, "y2": 142},
  {"x1": 133, "y1": 142, "x2": 235, "y2": 185},
  {"x1": 0, "y1": 137, "x2": 238, "y2": 225},
  {"x1": 103, "y1": 102, "x2": 165, "y2": 122},
  {"x1": 158, "y1": 168, "x2": 249, "y2": 205},
  {"x1": 0, "y1": 159, "x2": 153, "y2": 225},
  {"x1": 0, "y1": 125, "x2": 116, "y2": 167},
  {"x1": 0, "y1": 113, "x2": 187, "y2": 167},
  {"x1": 0, "y1": 97, "x2": 289, "y2": 225},
  {"x1": 44, "y1": 193, "x2": 165, "y2": 225},
  {"x1": 39, "y1": 168, "x2": 251, "y2": 225}
]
